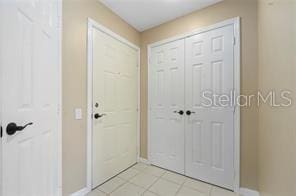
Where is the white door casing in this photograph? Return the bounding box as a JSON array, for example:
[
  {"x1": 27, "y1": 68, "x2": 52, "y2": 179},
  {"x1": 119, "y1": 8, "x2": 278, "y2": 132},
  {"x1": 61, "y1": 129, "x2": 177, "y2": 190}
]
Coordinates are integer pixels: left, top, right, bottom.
[
  {"x1": 148, "y1": 18, "x2": 240, "y2": 191},
  {"x1": 149, "y1": 40, "x2": 185, "y2": 174},
  {"x1": 1, "y1": 0, "x2": 61, "y2": 196},
  {"x1": 90, "y1": 21, "x2": 139, "y2": 188},
  {"x1": 185, "y1": 24, "x2": 235, "y2": 190}
]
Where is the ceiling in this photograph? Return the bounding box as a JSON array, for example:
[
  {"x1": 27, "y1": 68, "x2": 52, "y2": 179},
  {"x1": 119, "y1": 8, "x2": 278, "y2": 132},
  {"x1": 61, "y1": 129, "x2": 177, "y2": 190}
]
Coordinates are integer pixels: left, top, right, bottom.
[{"x1": 100, "y1": 0, "x2": 223, "y2": 32}]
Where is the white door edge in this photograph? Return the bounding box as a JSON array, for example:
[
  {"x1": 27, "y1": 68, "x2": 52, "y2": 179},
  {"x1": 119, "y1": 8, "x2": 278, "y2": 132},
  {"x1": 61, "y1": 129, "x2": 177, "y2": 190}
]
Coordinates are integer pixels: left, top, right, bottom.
[
  {"x1": 147, "y1": 17, "x2": 241, "y2": 192},
  {"x1": 86, "y1": 18, "x2": 141, "y2": 193},
  {"x1": 0, "y1": 1, "x2": 3, "y2": 192},
  {"x1": 57, "y1": 0, "x2": 63, "y2": 195}
]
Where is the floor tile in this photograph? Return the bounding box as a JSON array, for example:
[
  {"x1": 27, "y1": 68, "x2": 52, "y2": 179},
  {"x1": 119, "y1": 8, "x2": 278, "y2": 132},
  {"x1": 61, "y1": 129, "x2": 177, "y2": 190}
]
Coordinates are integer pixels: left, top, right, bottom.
[
  {"x1": 149, "y1": 178, "x2": 181, "y2": 196},
  {"x1": 211, "y1": 187, "x2": 239, "y2": 196},
  {"x1": 129, "y1": 172, "x2": 158, "y2": 189},
  {"x1": 86, "y1": 190, "x2": 107, "y2": 196},
  {"x1": 118, "y1": 168, "x2": 140, "y2": 180},
  {"x1": 142, "y1": 191, "x2": 158, "y2": 196},
  {"x1": 144, "y1": 165, "x2": 166, "y2": 177},
  {"x1": 177, "y1": 186, "x2": 207, "y2": 196},
  {"x1": 132, "y1": 163, "x2": 149, "y2": 171},
  {"x1": 91, "y1": 164, "x2": 237, "y2": 196},
  {"x1": 161, "y1": 171, "x2": 186, "y2": 184},
  {"x1": 110, "y1": 183, "x2": 145, "y2": 196},
  {"x1": 97, "y1": 177, "x2": 126, "y2": 194},
  {"x1": 183, "y1": 178, "x2": 212, "y2": 195}
]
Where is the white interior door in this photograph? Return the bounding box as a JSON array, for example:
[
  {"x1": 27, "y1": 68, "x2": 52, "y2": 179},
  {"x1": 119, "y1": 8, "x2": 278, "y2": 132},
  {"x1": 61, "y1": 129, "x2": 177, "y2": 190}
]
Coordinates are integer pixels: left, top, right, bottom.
[
  {"x1": 185, "y1": 25, "x2": 235, "y2": 189},
  {"x1": 1, "y1": 0, "x2": 60, "y2": 196},
  {"x1": 91, "y1": 27, "x2": 138, "y2": 188},
  {"x1": 149, "y1": 40, "x2": 185, "y2": 174}
]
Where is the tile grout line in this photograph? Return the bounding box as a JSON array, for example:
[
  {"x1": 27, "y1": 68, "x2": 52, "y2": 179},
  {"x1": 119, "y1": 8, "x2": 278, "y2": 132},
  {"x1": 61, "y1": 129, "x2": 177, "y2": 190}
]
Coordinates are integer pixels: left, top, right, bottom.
[
  {"x1": 174, "y1": 177, "x2": 187, "y2": 196},
  {"x1": 142, "y1": 173, "x2": 163, "y2": 196},
  {"x1": 133, "y1": 164, "x2": 168, "y2": 195},
  {"x1": 130, "y1": 164, "x2": 162, "y2": 195},
  {"x1": 209, "y1": 185, "x2": 214, "y2": 196},
  {"x1": 97, "y1": 178, "x2": 129, "y2": 195},
  {"x1": 95, "y1": 163, "x2": 140, "y2": 195},
  {"x1": 146, "y1": 170, "x2": 184, "y2": 196},
  {"x1": 109, "y1": 179, "x2": 129, "y2": 195},
  {"x1": 109, "y1": 163, "x2": 149, "y2": 194}
]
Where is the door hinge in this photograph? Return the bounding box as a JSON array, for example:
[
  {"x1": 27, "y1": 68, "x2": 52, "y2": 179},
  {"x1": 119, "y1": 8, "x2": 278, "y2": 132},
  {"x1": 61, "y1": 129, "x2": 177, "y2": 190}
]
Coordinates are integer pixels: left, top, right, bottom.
[
  {"x1": 233, "y1": 37, "x2": 236, "y2": 45},
  {"x1": 0, "y1": 125, "x2": 3, "y2": 138}
]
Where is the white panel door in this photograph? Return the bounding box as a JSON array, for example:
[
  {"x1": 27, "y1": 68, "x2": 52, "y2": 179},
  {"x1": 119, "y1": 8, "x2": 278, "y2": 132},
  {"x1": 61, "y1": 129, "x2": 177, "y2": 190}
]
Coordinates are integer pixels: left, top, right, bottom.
[
  {"x1": 92, "y1": 28, "x2": 138, "y2": 188},
  {"x1": 149, "y1": 40, "x2": 185, "y2": 174},
  {"x1": 185, "y1": 25, "x2": 235, "y2": 189},
  {"x1": 1, "y1": 0, "x2": 60, "y2": 196}
]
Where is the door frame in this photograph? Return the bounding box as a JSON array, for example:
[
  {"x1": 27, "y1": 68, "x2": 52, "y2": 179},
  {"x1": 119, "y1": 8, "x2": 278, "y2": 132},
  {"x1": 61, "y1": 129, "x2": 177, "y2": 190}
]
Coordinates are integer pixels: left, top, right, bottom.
[
  {"x1": 0, "y1": 0, "x2": 63, "y2": 195},
  {"x1": 86, "y1": 18, "x2": 141, "y2": 194},
  {"x1": 147, "y1": 17, "x2": 240, "y2": 192}
]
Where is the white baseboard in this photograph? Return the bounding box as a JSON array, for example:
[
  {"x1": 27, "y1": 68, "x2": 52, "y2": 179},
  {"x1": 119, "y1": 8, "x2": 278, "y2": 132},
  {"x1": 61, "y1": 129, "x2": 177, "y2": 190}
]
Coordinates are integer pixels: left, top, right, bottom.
[
  {"x1": 137, "y1": 157, "x2": 151, "y2": 165},
  {"x1": 70, "y1": 187, "x2": 90, "y2": 196},
  {"x1": 239, "y1": 188, "x2": 260, "y2": 196}
]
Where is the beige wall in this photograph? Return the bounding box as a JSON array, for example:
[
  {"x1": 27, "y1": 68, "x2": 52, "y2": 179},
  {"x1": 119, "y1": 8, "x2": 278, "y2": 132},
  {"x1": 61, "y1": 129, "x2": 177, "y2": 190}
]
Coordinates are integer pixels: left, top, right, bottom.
[
  {"x1": 258, "y1": 1, "x2": 296, "y2": 196},
  {"x1": 140, "y1": 0, "x2": 259, "y2": 190},
  {"x1": 62, "y1": 0, "x2": 140, "y2": 195},
  {"x1": 63, "y1": 0, "x2": 262, "y2": 193}
]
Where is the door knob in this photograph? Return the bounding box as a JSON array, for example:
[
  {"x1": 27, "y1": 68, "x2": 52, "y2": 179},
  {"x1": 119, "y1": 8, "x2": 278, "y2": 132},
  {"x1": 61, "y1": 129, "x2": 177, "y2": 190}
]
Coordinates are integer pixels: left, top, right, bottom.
[
  {"x1": 94, "y1": 113, "x2": 106, "y2": 119},
  {"x1": 173, "y1": 110, "x2": 184, "y2": 115},
  {"x1": 186, "y1": 110, "x2": 196, "y2": 115},
  {"x1": 6, "y1": 122, "x2": 33, "y2": 136}
]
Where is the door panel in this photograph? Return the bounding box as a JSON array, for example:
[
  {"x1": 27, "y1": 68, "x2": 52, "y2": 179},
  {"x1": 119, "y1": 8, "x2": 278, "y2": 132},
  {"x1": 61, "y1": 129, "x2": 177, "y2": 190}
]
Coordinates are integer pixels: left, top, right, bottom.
[
  {"x1": 92, "y1": 28, "x2": 138, "y2": 187},
  {"x1": 149, "y1": 40, "x2": 185, "y2": 174},
  {"x1": 185, "y1": 25, "x2": 234, "y2": 189},
  {"x1": 1, "y1": 0, "x2": 59, "y2": 195}
]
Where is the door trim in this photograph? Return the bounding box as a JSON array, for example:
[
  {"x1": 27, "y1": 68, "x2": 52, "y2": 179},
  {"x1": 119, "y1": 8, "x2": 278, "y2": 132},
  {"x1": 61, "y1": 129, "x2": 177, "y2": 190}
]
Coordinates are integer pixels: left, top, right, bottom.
[
  {"x1": 86, "y1": 18, "x2": 141, "y2": 193},
  {"x1": 0, "y1": 0, "x2": 63, "y2": 195},
  {"x1": 57, "y1": 0, "x2": 63, "y2": 195},
  {"x1": 147, "y1": 17, "x2": 240, "y2": 192}
]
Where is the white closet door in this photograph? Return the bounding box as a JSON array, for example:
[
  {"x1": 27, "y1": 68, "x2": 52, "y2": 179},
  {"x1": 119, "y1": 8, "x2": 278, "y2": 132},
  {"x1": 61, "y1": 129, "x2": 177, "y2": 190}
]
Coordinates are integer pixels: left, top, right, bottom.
[
  {"x1": 149, "y1": 40, "x2": 185, "y2": 174},
  {"x1": 185, "y1": 25, "x2": 235, "y2": 189},
  {"x1": 92, "y1": 28, "x2": 138, "y2": 187}
]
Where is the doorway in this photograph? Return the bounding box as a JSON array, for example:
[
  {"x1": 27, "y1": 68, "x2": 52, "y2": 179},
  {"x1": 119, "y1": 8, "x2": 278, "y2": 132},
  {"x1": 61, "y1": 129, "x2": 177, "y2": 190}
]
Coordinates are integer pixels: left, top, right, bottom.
[
  {"x1": 148, "y1": 18, "x2": 240, "y2": 191},
  {"x1": 87, "y1": 19, "x2": 140, "y2": 190}
]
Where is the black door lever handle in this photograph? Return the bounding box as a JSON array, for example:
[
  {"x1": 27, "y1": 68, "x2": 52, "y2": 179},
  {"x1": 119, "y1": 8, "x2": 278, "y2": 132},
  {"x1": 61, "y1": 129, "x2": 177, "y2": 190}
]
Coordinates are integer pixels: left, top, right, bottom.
[
  {"x1": 186, "y1": 110, "x2": 196, "y2": 115},
  {"x1": 94, "y1": 113, "x2": 107, "y2": 119},
  {"x1": 6, "y1": 122, "x2": 33, "y2": 136},
  {"x1": 173, "y1": 110, "x2": 184, "y2": 115}
]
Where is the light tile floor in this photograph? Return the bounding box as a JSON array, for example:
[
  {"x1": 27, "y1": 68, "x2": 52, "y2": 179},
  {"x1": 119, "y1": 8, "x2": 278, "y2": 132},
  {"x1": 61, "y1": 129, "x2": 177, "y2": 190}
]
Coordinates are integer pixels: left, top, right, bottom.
[{"x1": 87, "y1": 163, "x2": 239, "y2": 196}]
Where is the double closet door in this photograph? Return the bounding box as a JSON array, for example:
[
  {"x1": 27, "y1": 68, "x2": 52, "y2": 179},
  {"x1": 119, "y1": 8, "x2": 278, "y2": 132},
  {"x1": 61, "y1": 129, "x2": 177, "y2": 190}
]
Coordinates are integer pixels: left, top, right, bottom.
[{"x1": 149, "y1": 24, "x2": 235, "y2": 190}]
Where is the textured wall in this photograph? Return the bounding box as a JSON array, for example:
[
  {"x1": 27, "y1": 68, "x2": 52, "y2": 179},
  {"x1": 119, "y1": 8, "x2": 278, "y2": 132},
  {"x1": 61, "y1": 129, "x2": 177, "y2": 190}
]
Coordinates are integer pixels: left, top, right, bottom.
[{"x1": 258, "y1": 1, "x2": 296, "y2": 196}]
